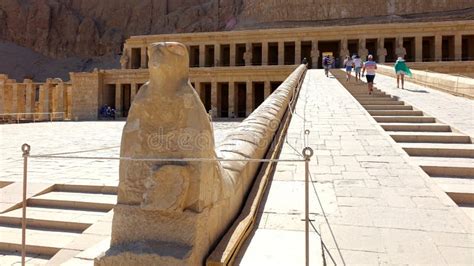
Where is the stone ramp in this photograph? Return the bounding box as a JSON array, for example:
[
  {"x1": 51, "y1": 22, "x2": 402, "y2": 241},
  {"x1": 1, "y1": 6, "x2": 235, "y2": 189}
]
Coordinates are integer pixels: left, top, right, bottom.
[
  {"x1": 237, "y1": 69, "x2": 473, "y2": 264},
  {"x1": 0, "y1": 184, "x2": 116, "y2": 265},
  {"x1": 334, "y1": 69, "x2": 474, "y2": 221}
]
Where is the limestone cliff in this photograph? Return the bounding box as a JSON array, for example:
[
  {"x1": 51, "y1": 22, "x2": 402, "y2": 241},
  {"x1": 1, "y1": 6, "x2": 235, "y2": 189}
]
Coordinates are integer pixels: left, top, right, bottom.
[{"x1": 0, "y1": 0, "x2": 472, "y2": 81}]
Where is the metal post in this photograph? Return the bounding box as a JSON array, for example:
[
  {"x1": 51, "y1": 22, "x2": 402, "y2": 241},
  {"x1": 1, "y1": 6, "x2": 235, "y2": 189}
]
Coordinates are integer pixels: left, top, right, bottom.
[
  {"x1": 302, "y1": 147, "x2": 314, "y2": 266},
  {"x1": 21, "y1": 143, "x2": 30, "y2": 266}
]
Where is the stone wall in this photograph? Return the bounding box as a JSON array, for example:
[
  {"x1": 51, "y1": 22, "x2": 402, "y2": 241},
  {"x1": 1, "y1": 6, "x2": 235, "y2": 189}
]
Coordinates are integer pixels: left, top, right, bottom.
[
  {"x1": 70, "y1": 72, "x2": 101, "y2": 120},
  {"x1": 240, "y1": 0, "x2": 474, "y2": 25},
  {"x1": 378, "y1": 64, "x2": 474, "y2": 99}
]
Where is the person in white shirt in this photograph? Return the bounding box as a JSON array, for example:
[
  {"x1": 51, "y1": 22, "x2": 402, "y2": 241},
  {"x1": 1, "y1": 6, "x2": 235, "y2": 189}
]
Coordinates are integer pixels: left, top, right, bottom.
[
  {"x1": 353, "y1": 55, "x2": 363, "y2": 82},
  {"x1": 343, "y1": 56, "x2": 354, "y2": 81}
]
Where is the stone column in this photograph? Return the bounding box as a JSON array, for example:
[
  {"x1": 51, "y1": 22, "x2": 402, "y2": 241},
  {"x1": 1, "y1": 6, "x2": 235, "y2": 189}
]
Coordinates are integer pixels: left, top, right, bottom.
[
  {"x1": 140, "y1": 47, "x2": 147, "y2": 68},
  {"x1": 131, "y1": 83, "x2": 137, "y2": 103},
  {"x1": 454, "y1": 34, "x2": 462, "y2": 61},
  {"x1": 264, "y1": 80, "x2": 271, "y2": 98},
  {"x1": 214, "y1": 44, "x2": 221, "y2": 67},
  {"x1": 435, "y1": 35, "x2": 442, "y2": 61},
  {"x1": 24, "y1": 80, "x2": 33, "y2": 120},
  {"x1": 230, "y1": 43, "x2": 236, "y2": 66},
  {"x1": 115, "y1": 82, "x2": 123, "y2": 118},
  {"x1": 40, "y1": 84, "x2": 49, "y2": 120},
  {"x1": 244, "y1": 43, "x2": 252, "y2": 66},
  {"x1": 211, "y1": 81, "x2": 218, "y2": 117},
  {"x1": 199, "y1": 44, "x2": 206, "y2": 67},
  {"x1": 278, "y1": 41, "x2": 284, "y2": 65},
  {"x1": 377, "y1": 38, "x2": 387, "y2": 63},
  {"x1": 295, "y1": 40, "x2": 302, "y2": 64},
  {"x1": 246, "y1": 80, "x2": 253, "y2": 116},
  {"x1": 228, "y1": 82, "x2": 235, "y2": 118},
  {"x1": 358, "y1": 38, "x2": 369, "y2": 60},
  {"x1": 395, "y1": 36, "x2": 407, "y2": 58},
  {"x1": 11, "y1": 84, "x2": 18, "y2": 116},
  {"x1": 56, "y1": 83, "x2": 65, "y2": 118},
  {"x1": 415, "y1": 36, "x2": 423, "y2": 62},
  {"x1": 340, "y1": 38, "x2": 349, "y2": 62},
  {"x1": 311, "y1": 41, "x2": 320, "y2": 68},
  {"x1": 262, "y1": 41, "x2": 268, "y2": 65}
]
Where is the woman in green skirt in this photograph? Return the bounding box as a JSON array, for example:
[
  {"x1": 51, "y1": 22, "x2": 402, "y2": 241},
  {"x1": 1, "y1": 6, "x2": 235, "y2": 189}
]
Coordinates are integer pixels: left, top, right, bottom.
[{"x1": 394, "y1": 57, "x2": 412, "y2": 89}]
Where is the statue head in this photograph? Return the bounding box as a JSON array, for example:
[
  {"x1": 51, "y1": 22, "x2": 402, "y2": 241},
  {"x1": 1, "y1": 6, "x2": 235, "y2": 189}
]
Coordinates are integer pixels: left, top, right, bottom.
[{"x1": 148, "y1": 42, "x2": 189, "y2": 81}]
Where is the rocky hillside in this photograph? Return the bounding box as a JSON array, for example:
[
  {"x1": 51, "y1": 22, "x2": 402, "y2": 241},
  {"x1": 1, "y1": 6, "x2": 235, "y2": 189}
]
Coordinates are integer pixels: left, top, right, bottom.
[{"x1": 0, "y1": 0, "x2": 472, "y2": 81}]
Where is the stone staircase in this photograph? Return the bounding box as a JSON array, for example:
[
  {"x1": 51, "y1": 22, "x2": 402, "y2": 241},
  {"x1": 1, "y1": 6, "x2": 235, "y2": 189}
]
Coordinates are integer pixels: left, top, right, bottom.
[
  {"x1": 333, "y1": 71, "x2": 474, "y2": 220},
  {"x1": 0, "y1": 184, "x2": 116, "y2": 265}
]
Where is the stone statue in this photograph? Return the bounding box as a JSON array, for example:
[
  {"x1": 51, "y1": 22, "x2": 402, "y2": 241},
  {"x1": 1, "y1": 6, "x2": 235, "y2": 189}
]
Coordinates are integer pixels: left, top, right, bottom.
[
  {"x1": 96, "y1": 42, "x2": 230, "y2": 265},
  {"x1": 120, "y1": 52, "x2": 129, "y2": 69},
  {"x1": 358, "y1": 39, "x2": 369, "y2": 61},
  {"x1": 396, "y1": 37, "x2": 407, "y2": 58}
]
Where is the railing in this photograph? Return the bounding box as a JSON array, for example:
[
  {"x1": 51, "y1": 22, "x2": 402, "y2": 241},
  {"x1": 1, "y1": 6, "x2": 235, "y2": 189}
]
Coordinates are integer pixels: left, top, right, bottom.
[{"x1": 0, "y1": 112, "x2": 66, "y2": 123}]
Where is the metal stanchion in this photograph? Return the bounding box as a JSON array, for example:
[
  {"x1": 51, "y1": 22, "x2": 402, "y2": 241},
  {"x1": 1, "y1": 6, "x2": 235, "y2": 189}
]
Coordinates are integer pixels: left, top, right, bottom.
[
  {"x1": 21, "y1": 143, "x2": 30, "y2": 266},
  {"x1": 302, "y1": 147, "x2": 314, "y2": 266}
]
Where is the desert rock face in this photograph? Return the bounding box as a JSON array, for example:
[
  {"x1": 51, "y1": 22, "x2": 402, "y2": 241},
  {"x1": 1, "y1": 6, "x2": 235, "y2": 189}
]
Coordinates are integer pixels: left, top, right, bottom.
[{"x1": 1, "y1": 0, "x2": 472, "y2": 59}]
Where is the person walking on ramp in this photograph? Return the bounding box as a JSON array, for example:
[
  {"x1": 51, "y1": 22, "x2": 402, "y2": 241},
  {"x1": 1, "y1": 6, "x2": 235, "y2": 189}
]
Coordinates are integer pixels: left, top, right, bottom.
[
  {"x1": 362, "y1": 55, "x2": 377, "y2": 95},
  {"x1": 394, "y1": 56, "x2": 412, "y2": 89}
]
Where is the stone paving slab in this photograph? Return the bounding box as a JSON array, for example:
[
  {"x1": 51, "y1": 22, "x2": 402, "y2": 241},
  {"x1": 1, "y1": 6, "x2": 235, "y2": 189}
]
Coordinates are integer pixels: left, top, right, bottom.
[
  {"x1": 238, "y1": 69, "x2": 473, "y2": 265},
  {"x1": 372, "y1": 73, "x2": 474, "y2": 137}
]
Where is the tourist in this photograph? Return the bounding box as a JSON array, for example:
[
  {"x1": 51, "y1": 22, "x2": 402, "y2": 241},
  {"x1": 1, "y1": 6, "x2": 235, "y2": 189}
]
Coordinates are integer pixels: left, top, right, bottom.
[
  {"x1": 353, "y1": 55, "x2": 362, "y2": 82},
  {"x1": 302, "y1": 57, "x2": 308, "y2": 65},
  {"x1": 322, "y1": 55, "x2": 331, "y2": 77},
  {"x1": 394, "y1": 56, "x2": 412, "y2": 89},
  {"x1": 343, "y1": 56, "x2": 353, "y2": 81},
  {"x1": 362, "y1": 54, "x2": 377, "y2": 95}
]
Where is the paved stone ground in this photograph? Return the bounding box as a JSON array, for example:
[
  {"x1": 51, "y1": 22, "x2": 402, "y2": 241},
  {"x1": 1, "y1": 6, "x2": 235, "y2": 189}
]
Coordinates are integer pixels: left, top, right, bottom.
[
  {"x1": 371, "y1": 73, "x2": 474, "y2": 137},
  {"x1": 0, "y1": 121, "x2": 239, "y2": 186},
  {"x1": 237, "y1": 70, "x2": 473, "y2": 265}
]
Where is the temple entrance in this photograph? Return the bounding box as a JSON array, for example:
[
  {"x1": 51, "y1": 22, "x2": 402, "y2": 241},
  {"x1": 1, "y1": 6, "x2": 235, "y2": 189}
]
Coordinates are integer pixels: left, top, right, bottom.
[
  {"x1": 366, "y1": 39, "x2": 378, "y2": 61},
  {"x1": 253, "y1": 82, "x2": 265, "y2": 109},
  {"x1": 348, "y1": 39, "x2": 359, "y2": 57},
  {"x1": 301, "y1": 41, "x2": 312, "y2": 68},
  {"x1": 218, "y1": 83, "x2": 229, "y2": 117},
  {"x1": 268, "y1": 42, "x2": 278, "y2": 65},
  {"x1": 318, "y1": 41, "x2": 340, "y2": 68},
  {"x1": 462, "y1": 35, "x2": 474, "y2": 61},
  {"x1": 442, "y1": 36, "x2": 455, "y2": 61},
  {"x1": 122, "y1": 84, "x2": 131, "y2": 117},
  {"x1": 189, "y1": 46, "x2": 199, "y2": 67},
  {"x1": 270, "y1": 81, "x2": 282, "y2": 93},
  {"x1": 403, "y1": 37, "x2": 415, "y2": 62},
  {"x1": 423, "y1": 37, "x2": 435, "y2": 62},
  {"x1": 131, "y1": 48, "x2": 141, "y2": 69},
  {"x1": 284, "y1": 42, "x2": 295, "y2": 65},
  {"x1": 200, "y1": 83, "x2": 212, "y2": 112},
  {"x1": 220, "y1": 44, "x2": 230, "y2": 66},
  {"x1": 102, "y1": 84, "x2": 116, "y2": 109},
  {"x1": 205, "y1": 45, "x2": 215, "y2": 67},
  {"x1": 252, "y1": 43, "x2": 262, "y2": 65},
  {"x1": 236, "y1": 44, "x2": 246, "y2": 66},
  {"x1": 236, "y1": 83, "x2": 246, "y2": 118},
  {"x1": 384, "y1": 38, "x2": 396, "y2": 62}
]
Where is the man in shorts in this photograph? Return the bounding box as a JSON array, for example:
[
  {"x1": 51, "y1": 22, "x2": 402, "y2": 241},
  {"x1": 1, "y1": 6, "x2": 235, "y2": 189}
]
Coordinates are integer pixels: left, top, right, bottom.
[
  {"x1": 353, "y1": 55, "x2": 362, "y2": 82},
  {"x1": 362, "y1": 55, "x2": 377, "y2": 94}
]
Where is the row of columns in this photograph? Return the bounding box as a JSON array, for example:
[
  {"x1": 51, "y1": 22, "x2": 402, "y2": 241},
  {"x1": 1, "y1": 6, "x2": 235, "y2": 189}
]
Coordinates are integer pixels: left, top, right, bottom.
[
  {"x1": 0, "y1": 80, "x2": 71, "y2": 121},
  {"x1": 194, "y1": 80, "x2": 273, "y2": 118},
  {"x1": 112, "y1": 83, "x2": 141, "y2": 117}
]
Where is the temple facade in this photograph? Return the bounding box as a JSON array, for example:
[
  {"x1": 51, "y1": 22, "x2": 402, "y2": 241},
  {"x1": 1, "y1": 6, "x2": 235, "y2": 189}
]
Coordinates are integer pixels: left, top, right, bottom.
[{"x1": 1, "y1": 20, "x2": 473, "y2": 121}]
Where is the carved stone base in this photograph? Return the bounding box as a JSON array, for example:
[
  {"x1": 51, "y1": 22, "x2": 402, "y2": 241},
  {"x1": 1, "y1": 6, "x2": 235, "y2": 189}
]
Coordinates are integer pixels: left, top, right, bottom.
[{"x1": 95, "y1": 240, "x2": 193, "y2": 266}]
